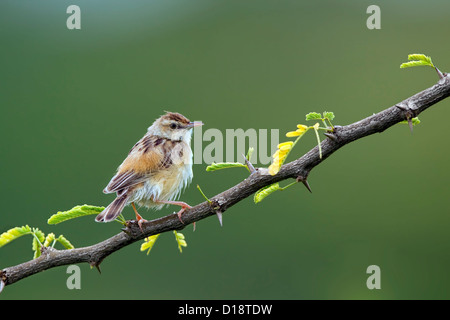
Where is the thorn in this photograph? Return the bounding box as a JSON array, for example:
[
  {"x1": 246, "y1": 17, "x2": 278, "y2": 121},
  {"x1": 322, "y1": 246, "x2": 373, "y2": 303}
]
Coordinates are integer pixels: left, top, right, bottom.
[
  {"x1": 242, "y1": 153, "x2": 256, "y2": 174},
  {"x1": 397, "y1": 104, "x2": 416, "y2": 133},
  {"x1": 210, "y1": 199, "x2": 223, "y2": 226},
  {"x1": 216, "y1": 211, "x2": 223, "y2": 226},
  {"x1": 405, "y1": 111, "x2": 414, "y2": 133},
  {"x1": 301, "y1": 180, "x2": 313, "y2": 193},
  {"x1": 323, "y1": 132, "x2": 338, "y2": 142},
  {"x1": 435, "y1": 66, "x2": 445, "y2": 80},
  {"x1": 89, "y1": 261, "x2": 102, "y2": 274},
  {"x1": 297, "y1": 175, "x2": 312, "y2": 193},
  {"x1": 121, "y1": 227, "x2": 131, "y2": 235},
  {"x1": 407, "y1": 117, "x2": 414, "y2": 133}
]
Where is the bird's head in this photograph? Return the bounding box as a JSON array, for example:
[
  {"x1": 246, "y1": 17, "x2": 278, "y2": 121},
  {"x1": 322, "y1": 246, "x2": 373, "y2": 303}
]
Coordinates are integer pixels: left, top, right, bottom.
[{"x1": 148, "y1": 111, "x2": 203, "y2": 142}]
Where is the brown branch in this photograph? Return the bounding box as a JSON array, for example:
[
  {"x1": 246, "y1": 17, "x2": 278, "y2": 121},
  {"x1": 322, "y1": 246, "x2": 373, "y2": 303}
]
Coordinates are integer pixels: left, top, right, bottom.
[{"x1": 2, "y1": 73, "x2": 450, "y2": 292}]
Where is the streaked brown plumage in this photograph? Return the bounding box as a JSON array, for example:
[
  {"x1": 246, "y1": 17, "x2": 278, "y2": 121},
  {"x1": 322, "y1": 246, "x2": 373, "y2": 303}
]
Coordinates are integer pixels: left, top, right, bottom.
[{"x1": 95, "y1": 112, "x2": 203, "y2": 226}]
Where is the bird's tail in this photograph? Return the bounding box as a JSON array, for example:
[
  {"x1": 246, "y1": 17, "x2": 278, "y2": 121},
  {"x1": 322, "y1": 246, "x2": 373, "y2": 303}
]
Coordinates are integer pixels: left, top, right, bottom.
[{"x1": 96, "y1": 193, "x2": 128, "y2": 223}]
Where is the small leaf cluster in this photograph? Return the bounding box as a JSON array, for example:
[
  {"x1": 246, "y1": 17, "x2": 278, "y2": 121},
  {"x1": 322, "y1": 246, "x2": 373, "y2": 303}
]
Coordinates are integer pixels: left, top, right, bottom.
[
  {"x1": 173, "y1": 231, "x2": 187, "y2": 253},
  {"x1": 48, "y1": 205, "x2": 107, "y2": 224},
  {"x1": 206, "y1": 162, "x2": 247, "y2": 171},
  {"x1": 400, "y1": 53, "x2": 444, "y2": 80},
  {"x1": 140, "y1": 234, "x2": 160, "y2": 255},
  {"x1": 140, "y1": 230, "x2": 187, "y2": 255},
  {"x1": 0, "y1": 205, "x2": 104, "y2": 259},
  {"x1": 0, "y1": 225, "x2": 74, "y2": 259},
  {"x1": 400, "y1": 54, "x2": 434, "y2": 69},
  {"x1": 305, "y1": 111, "x2": 335, "y2": 127},
  {"x1": 204, "y1": 112, "x2": 336, "y2": 205},
  {"x1": 206, "y1": 147, "x2": 254, "y2": 172},
  {"x1": 400, "y1": 117, "x2": 421, "y2": 126},
  {"x1": 1, "y1": 204, "x2": 188, "y2": 259},
  {"x1": 253, "y1": 111, "x2": 334, "y2": 203},
  {"x1": 253, "y1": 182, "x2": 298, "y2": 204},
  {"x1": 269, "y1": 111, "x2": 335, "y2": 175}
]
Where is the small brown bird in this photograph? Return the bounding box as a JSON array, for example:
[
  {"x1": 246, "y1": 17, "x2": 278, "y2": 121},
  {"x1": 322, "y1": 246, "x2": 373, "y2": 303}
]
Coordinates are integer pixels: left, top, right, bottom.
[{"x1": 96, "y1": 112, "x2": 203, "y2": 227}]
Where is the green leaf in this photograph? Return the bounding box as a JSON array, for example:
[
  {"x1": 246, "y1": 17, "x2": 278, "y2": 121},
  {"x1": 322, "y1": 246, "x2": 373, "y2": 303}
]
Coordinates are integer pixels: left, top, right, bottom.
[
  {"x1": 48, "y1": 205, "x2": 105, "y2": 224},
  {"x1": 206, "y1": 162, "x2": 247, "y2": 172},
  {"x1": 254, "y1": 183, "x2": 280, "y2": 204},
  {"x1": 140, "y1": 234, "x2": 160, "y2": 255},
  {"x1": 1, "y1": 225, "x2": 75, "y2": 258},
  {"x1": 33, "y1": 241, "x2": 41, "y2": 259},
  {"x1": 56, "y1": 235, "x2": 75, "y2": 250},
  {"x1": 32, "y1": 228, "x2": 45, "y2": 246},
  {"x1": 31, "y1": 228, "x2": 45, "y2": 259},
  {"x1": 400, "y1": 60, "x2": 432, "y2": 68},
  {"x1": 322, "y1": 111, "x2": 335, "y2": 121},
  {"x1": 43, "y1": 233, "x2": 56, "y2": 247},
  {"x1": 400, "y1": 54, "x2": 434, "y2": 68},
  {"x1": 173, "y1": 231, "x2": 187, "y2": 253},
  {"x1": 408, "y1": 54, "x2": 433, "y2": 65},
  {"x1": 411, "y1": 117, "x2": 421, "y2": 125},
  {"x1": 400, "y1": 117, "x2": 421, "y2": 126},
  {"x1": 0, "y1": 225, "x2": 32, "y2": 248},
  {"x1": 305, "y1": 112, "x2": 322, "y2": 121}
]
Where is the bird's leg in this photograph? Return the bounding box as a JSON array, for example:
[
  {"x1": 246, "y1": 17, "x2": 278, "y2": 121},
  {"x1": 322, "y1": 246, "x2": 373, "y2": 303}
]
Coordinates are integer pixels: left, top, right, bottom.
[
  {"x1": 131, "y1": 202, "x2": 147, "y2": 232},
  {"x1": 154, "y1": 199, "x2": 192, "y2": 223}
]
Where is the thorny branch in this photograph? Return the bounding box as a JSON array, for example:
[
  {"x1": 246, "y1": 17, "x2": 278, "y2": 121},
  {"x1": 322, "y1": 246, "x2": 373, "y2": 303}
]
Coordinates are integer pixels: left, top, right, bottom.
[{"x1": 2, "y1": 72, "x2": 450, "y2": 292}]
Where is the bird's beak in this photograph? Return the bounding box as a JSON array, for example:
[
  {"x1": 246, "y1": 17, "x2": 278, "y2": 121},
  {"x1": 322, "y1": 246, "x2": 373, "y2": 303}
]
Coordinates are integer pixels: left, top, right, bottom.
[{"x1": 187, "y1": 121, "x2": 204, "y2": 128}]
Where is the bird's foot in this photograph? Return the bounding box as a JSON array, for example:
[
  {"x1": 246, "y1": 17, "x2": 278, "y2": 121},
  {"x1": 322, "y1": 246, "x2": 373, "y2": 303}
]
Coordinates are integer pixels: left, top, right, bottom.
[
  {"x1": 131, "y1": 202, "x2": 147, "y2": 233},
  {"x1": 137, "y1": 215, "x2": 148, "y2": 233},
  {"x1": 175, "y1": 203, "x2": 192, "y2": 224},
  {"x1": 153, "y1": 199, "x2": 192, "y2": 224}
]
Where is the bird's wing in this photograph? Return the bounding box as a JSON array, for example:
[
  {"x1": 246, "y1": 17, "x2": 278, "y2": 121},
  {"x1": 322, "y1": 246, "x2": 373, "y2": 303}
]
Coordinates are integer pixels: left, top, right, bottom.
[
  {"x1": 103, "y1": 135, "x2": 167, "y2": 194},
  {"x1": 103, "y1": 170, "x2": 147, "y2": 194}
]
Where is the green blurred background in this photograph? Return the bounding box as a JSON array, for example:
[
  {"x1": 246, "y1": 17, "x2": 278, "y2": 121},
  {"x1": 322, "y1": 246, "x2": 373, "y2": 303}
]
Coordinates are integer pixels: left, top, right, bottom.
[{"x1": 1, "y1": 0, "x2": 450, "y2": 299}]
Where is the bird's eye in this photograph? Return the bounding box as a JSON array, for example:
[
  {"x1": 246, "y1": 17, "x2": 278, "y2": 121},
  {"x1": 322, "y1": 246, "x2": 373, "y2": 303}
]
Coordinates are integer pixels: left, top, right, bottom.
[{"x1": 170, "y1": 123, "x2": 177, "y2": 129}]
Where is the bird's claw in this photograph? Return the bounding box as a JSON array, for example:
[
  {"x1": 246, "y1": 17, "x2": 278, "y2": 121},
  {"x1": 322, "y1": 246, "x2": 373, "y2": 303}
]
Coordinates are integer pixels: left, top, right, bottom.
[
  {"x1": 175, "y1": 204, "x2": 192, "y2": 224},
  {"x1": 137, "y1": 218, "x2": 148, "y2": 233}
]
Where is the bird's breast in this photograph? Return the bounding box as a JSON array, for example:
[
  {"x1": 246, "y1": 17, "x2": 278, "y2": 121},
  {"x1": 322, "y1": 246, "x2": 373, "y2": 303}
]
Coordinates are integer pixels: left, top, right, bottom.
[{"x1": 132, "y1": 142, "x2": 193, "y2": 207}]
